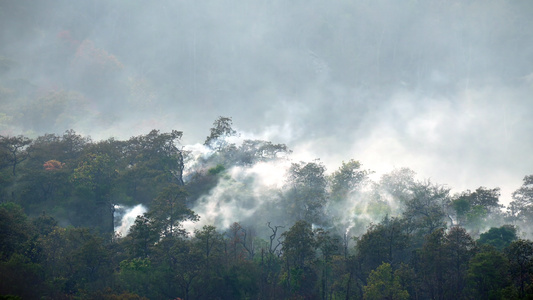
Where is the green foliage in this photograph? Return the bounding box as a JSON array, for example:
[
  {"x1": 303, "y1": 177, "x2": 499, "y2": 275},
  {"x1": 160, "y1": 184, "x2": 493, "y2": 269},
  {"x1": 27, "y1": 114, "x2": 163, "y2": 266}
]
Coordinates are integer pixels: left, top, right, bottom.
[
  {"x1": 0, "y1": 202, "x2": 31, "y2": 259},
  {"x1": 356, "y1": 217, "x2": 410, "y2": 278},
  {"x1": 403, "y1": 181, "x2": 449, "y2": 237},
  {"x1": 204, "y1": 116, "x2": 237, "y2": 150},
  {"x1": 208, "y1": 164, "x2": 225, "y2": 175},
  {"x1": 126, "y1": 215, "x2": 158, "y2": 258},
  {"x1": 0, "y1": 253, "x2": 44, "y2": 299},
  {"x1": 451, "y1": 187, "x2": 502, "y2": 230},
  {"x1": 506, "y1": 239, "x2": 533, "y2": 298},
  {"x1": 508, "y1": 175, "x2": 533, "y2": 223},
  {"x1": 0, "y1": 135, "x2": 32, "y2": 176},
  {"x1": 375, "y1": 168, "x2": 416, "y2": 205},
  {"x1": 236, "y1": 139, "x2": 291, "y2": 166},
  {"x1": 117, "y1": 258, "x2": 154, "y2": 298},
  {"x1": 148, "y1": 184, "x2": 198, "y2": 237},
  {"x1": 330, "y1": 159, "x2": 367, "y2": 202},
  {"x1": 478, "y1": 225, "x2": 518, "y2": 250},
  {"x1": 444, "y1": 226, "x2": 477, "y2": 299},
  {"x1": 285, "y1": 161, "x2": 328, "y2": 224},
  {"x1": 282, "y1": 221, "x2": 316, "y2": 269},
  {"x1": 281, "y1": 220, "x2": 318, "y2": 297},
  {"x1": 363, "y1": 262, "x2": 409, "y2": 300},
  {"x1": 0, "y1": 122, "x2": 532, "y2": 299},
  {"x1": 466, "y1": 249, "x2": 511, "y2": 299}
]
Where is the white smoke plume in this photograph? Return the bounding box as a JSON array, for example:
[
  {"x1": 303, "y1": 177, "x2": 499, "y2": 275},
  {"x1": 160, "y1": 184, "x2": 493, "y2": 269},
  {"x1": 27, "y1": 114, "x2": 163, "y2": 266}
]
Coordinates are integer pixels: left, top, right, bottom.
[
  {"x1": 114, "y1": 204, "x2": 148, "y2": 237},
  {"x1": 182, "y1": 160, "x2": 289, "y2": 234}
]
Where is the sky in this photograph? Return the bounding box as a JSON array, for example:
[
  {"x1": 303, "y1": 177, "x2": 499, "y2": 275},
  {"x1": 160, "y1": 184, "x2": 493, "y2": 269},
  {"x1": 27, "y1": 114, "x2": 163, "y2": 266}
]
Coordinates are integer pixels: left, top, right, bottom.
[{"x1": 1, "y1": 0, "x2": 532, "y2": 205}]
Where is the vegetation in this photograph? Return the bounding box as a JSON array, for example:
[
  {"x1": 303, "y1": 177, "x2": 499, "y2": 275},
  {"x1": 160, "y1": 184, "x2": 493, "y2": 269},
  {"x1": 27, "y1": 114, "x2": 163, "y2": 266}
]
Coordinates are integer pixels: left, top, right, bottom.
[{"x1": 1, "y1": 117, "x2": 533, "y2": 299}]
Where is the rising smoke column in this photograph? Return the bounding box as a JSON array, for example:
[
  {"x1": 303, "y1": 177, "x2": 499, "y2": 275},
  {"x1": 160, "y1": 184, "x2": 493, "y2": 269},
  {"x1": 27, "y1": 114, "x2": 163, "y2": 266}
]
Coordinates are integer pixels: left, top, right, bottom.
[{"x1": 114, "y1": 204, "x2": 147, "y2": 237}]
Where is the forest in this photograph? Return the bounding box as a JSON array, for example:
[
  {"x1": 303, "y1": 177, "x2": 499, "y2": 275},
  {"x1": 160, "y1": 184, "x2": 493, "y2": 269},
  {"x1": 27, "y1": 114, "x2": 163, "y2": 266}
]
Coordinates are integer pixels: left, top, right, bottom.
[
  {"x1": 2, "y1": 0, "x2": 533, "y2": 299},
  {"x1": 1, "y1": 116, "x2": 533, "y2": 300}
]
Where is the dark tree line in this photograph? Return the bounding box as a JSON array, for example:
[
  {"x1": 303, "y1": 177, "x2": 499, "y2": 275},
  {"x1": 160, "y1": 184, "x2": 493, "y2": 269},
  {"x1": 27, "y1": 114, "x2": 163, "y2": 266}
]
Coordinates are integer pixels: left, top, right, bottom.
[{"x1": 1, "y1": 117, "x2": 533, "y2": 299}]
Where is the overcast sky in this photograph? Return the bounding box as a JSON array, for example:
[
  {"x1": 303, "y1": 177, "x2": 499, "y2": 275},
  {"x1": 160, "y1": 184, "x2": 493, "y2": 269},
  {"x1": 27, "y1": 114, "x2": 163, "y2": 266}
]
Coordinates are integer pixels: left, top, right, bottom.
[{"x1": 1, "y1": 0, "x2": 532, "y2": 204}]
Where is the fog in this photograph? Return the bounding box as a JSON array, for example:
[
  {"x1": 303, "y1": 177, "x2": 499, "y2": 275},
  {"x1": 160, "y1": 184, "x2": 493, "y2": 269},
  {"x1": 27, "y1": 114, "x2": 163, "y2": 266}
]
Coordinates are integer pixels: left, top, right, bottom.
[{"x1": 1, "y1": 0, "x2": 533, "y2": 206}]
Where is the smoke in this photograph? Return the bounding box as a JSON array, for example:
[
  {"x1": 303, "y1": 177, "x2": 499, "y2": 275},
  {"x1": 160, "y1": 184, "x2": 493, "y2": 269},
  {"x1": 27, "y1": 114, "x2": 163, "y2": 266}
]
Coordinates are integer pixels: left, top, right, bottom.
[
  {"x1": 114, "y1": 204, "x2": 148, "y2": 237},
  {"x1": 182, "y1": 160, "x2": 289, "y2": 234},
  {"x1": 2, "y1": 0, "x2": 533, "y2": 235}
]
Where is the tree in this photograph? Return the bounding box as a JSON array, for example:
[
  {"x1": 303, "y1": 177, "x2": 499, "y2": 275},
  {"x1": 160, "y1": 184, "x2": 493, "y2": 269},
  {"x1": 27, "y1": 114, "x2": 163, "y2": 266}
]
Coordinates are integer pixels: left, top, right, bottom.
[
  {"x1": 285, "y1": 160, "x2": 328, "y2": 224},
  {"x1": 26, "y1": 130, "x2": 89, "y2": 169},
  {"x1": 236, "y1": 139, "x2": 290, "y2": 166},
  {"x1": 17, "y1": 158, "x2": 71, "y2": 217},
  {"x1": 71, "y1": 153, "x2": 118, "y2": 233},
  {"x1": 444, "y1": 226, "x2": 476, "y2": 299},
  {"x1": 0, "y1": 135, "x2": 32, "y2": 176},
  {"x1": 450, "y1": 187, "x2": 502, "y2": 230},
  {"x1": 0, "y1": 202, "x2": 32, "y2": 260},
  {"x1": 375, "y1": 168, "x2": 416, "y2": 205},
  {"x1": 356, "y1": 217, "x2": 410, "y2": 279},
  {"x1": 315, "y1": 228, "x2": 341, "y2": 300},
  {"x1": 194, "y1": 225, "x2": 225, "y2": 267},
  {"x1": 116, "y1": 257, "x2": 154, "y2": 299},
  {"x1": 403, "y1": 181, "x2": 449, "y2": 238},
  {"x1": 508, "y1": 175, "x2": 533, "y2": 223},
  {"x1": 115, "y1": 130, "x2": 187, "y2": 209},
  {"x1": 125, "y1": 129, "x2": 186, "y2": 188},
  {"x1": 330, "y1": 159, "x2": 368, "y2": 203},
  {"x1": 418, "y1": 228, "x2": 448, "y2": 300},
  {"x1": 204, "y1": 116, "x2": 237, "y2": 150},
  {"x1": 281, "y1": 220, "x2": 317, "y2": 297},
  {"x1": 148, "y1": 184, "x2": 198, "y2": 238},
  {"x1": 188, "y1": 225, "x2": 226, "y2": 299},
  {"x1": 466, "y1": 249, "x2": 511, "y2": 299},
  {"x1": 170, "y1": 239, "x2": 203, "y2": 300},
  {"x1": 126, "y1": 215, "x2": 159, "y2": 258},
  {"x1": 478, "y1": 225, "x2": 518, "y2": 251},
  {"x1": 506, "y1": 239, "x2": 533, "y2": 298},
  {"x1": 40, "y1": 227, "x2": 113, "y2": 297},
  {"x1": 282, "y1": 221, "x2": 316, "y2": 270},
  {"x1": 227, "y1": 222, "x2": 247, "y2": 263},
  {"x1": 363, "y1": 262, "x2": 409, "y2": 300}
]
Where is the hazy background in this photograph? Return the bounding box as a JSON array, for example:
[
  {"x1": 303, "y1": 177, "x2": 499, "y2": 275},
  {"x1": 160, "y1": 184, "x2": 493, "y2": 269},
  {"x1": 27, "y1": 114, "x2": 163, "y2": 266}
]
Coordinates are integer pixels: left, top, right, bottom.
[{"x1": 1, "y1": 0, "x2": 532, "y2": 204}]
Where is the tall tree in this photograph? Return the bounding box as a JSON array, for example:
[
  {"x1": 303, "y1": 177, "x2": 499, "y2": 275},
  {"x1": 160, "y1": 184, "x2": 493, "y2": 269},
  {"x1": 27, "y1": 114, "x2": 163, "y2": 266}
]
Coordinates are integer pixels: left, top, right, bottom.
[
  {"x1": 403, "y1": 181, "x2": 449, "y2": 238},
  {"x1": 204, "y1": 116, "x2": 237, "y2": 150},
  {"x1": 356, "y1": 217, "x2": 410, "y2": 280},
  {"x1": 236, "y1": 139, "x2": 291, "y2": 166},
  {"x1": 478, "y1": 225, "x2": 518, "y2": 251},
  {"x1": 466, "y1": 249, "x2": 511, "y2": 299},
  {"x1": 315, "y1": 228, "x2": 341, "y2": 300},
  {"x1": 508, "y1": 175, "x2": 533, "y2": 223},
  {"x1": 126, "y1": 129, "x2": 186, "y2": 187},
  {"x1": 418, "y1": 228, "x2": 448, "y2": 300},
  {"x1": 71, "y1": 153, "x2": 117, "y2": 233},
  {"x1": 285, "y1": 160, "x2": 328, "y2": 225},
  {"x1": 126, "y1": 215, "x2": 159, "y2": 258},
  {"x1": 444, "y1": 226, "x2": 476, "y2": 299},
  {"x1": 329, "y1": 159, "x2": 368, "y2": 203},
  {"x1": 450, "y1": 187, "x2": 502, "y2": 230},
  {"x1": 281, "y1": 220, "x2": 317, "y2": 297},
  {"x1": 375, "y1": 168, "x2": 416, "y2": 206},
  {"x1": 506, "y1": 239, "x2": 533, "y2": 298},
  {"x1": 147, "y1": 184, "x2": 198, "y2": 238},
  {"x1": 363, "y1": 262, "x2": 409, "y2": 300},
  {"x1": 0, "y1": 135, "x2": 32, "y2": 176}
]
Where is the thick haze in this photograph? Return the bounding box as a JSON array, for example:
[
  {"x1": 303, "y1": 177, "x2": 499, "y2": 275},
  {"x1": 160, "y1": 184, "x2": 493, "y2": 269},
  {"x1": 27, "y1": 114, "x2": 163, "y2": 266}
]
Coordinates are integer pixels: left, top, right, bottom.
[{"x1": 1, "y1": 0, "x2": 533, "y2": 204}]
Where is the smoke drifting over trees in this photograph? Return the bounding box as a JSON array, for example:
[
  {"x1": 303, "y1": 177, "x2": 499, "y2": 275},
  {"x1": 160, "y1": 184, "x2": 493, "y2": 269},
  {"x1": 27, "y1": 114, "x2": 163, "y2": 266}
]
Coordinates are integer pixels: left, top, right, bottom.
[
  {"x1": 1, "y1": 0, "x2": 533, "y2": 203},
  {"x1": 1, "y1": 0, "x2": 533, "y2": 298},
  {"x1": 1, "y1": 118, "x2": 533, "y2": 298}
]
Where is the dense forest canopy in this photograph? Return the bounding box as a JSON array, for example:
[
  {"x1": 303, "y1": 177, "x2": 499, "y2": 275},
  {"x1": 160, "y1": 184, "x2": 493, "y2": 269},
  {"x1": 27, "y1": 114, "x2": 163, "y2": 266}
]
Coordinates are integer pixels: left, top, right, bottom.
[
  {"x1": 1, "y1": 118, "x2": 533, "y2": 299},
  {"x1": 1, "y1": 0, "x2": 533, "y2": 299}
]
